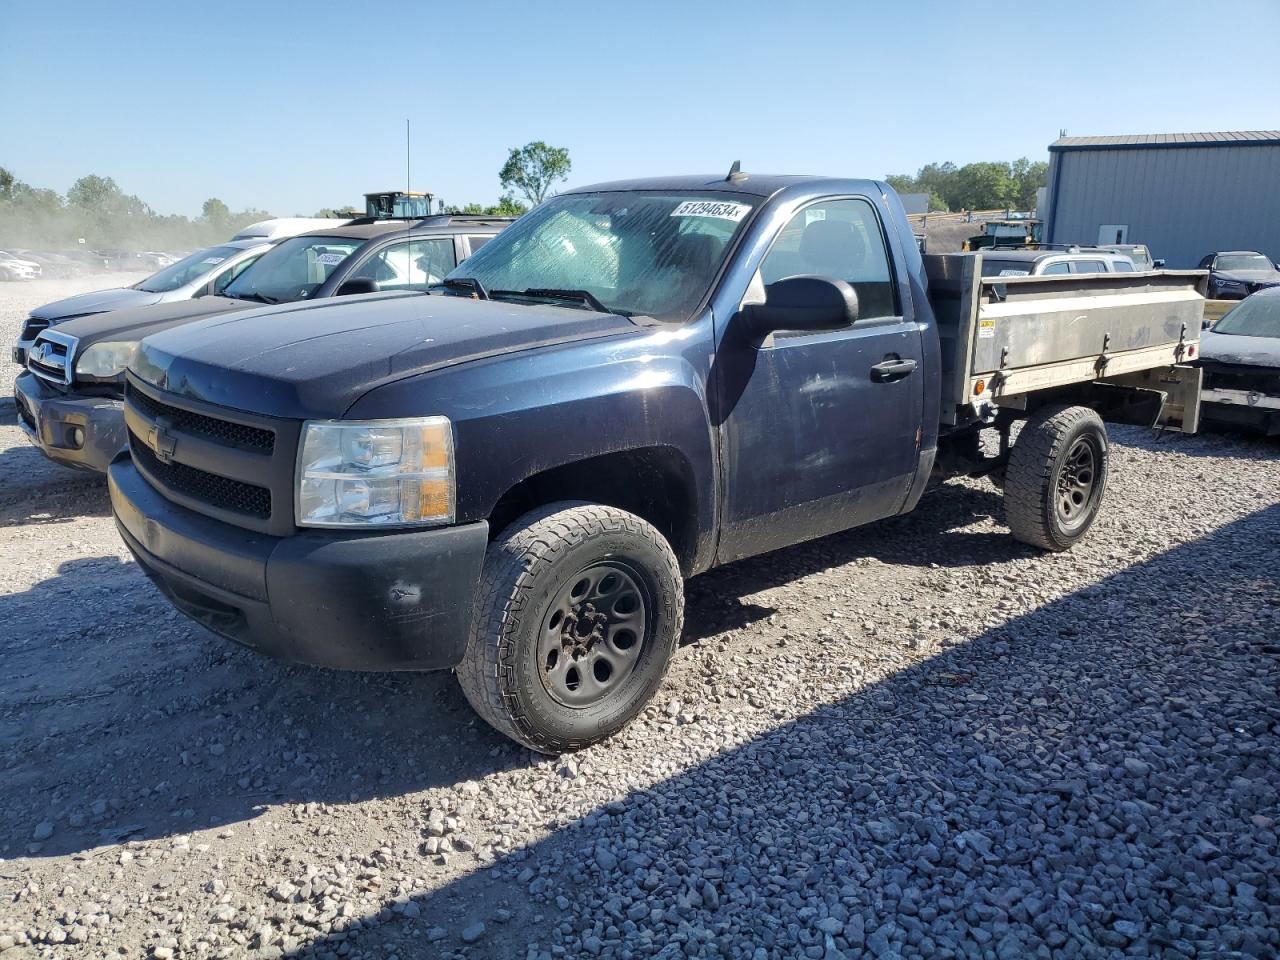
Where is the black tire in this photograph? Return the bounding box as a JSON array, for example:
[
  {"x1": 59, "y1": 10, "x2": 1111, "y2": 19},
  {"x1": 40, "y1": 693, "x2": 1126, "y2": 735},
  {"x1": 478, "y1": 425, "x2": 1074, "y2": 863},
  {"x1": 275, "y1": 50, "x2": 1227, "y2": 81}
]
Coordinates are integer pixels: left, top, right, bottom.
[
  {"x1": 1004, "y1": 405, "x2": 1108, "y2": 551},
  {"x1": 456, "y1": 502, "x2": 684, "y2": 754}
]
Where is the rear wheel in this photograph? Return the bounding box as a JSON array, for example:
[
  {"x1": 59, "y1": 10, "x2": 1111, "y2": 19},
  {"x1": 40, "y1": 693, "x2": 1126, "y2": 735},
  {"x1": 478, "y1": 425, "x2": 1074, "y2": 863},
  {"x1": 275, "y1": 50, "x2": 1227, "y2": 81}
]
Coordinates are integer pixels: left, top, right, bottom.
[
  {"x1": 457, "y1": 502, "x2": 683, "y2": 753},
  {"x1": 1004, "y1": 405, "x2": 1108, "y2": 551}
]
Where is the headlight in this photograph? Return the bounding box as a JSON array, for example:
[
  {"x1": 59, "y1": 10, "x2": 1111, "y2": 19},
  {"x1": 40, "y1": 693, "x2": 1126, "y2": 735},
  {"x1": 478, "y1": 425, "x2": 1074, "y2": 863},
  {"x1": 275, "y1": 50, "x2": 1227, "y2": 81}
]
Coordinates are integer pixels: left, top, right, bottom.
[
  {"x1": 296, "y1": 417, "x2": 454, "y2": 527},
  {"x1": 74, "y1": 341, "x2": 137, "y2": 379}
]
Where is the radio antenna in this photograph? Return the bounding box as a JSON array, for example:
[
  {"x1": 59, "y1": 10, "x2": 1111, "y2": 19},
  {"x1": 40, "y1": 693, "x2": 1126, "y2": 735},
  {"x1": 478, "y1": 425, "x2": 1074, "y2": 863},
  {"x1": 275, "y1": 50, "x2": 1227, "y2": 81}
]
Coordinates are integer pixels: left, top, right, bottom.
[{"x1": 406, "y1": 118, "x2": 412, "y2": 291}]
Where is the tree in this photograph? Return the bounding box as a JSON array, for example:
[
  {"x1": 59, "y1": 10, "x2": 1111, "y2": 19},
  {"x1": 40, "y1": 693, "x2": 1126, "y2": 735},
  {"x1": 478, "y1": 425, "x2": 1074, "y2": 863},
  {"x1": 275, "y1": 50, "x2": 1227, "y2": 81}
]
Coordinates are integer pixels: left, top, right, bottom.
[
  {"x1": 882, "y1": 158, "x2": 1047, "y2": 213},
  {"x1": 0, "y1": 167, "x2": 14, "y2": 203},
  {"x1": 499, "y1": 141, "x2": 571, "y2": 206},
  {"x1": 67, "y1": 174, "x2": 123, "y2": 210},
  {"x1": 950, "y1": 162, "x2": 1016, "y2": 211},
  {"x1": 444, "y1": 194, "x2": 529, "y2": 217},
  {"x1": 1010, "y1": 157, "x2": 1049, "y2": 211},
  {"x1": 201, "y1": 197, "x2": 231, "y2": 228}
]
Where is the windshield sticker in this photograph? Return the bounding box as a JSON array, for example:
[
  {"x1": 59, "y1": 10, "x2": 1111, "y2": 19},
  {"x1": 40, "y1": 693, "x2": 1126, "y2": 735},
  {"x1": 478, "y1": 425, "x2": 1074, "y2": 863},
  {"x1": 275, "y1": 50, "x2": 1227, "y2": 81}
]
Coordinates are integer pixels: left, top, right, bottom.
[
  {"x1": 670, "y1": 200, "x2": 751, "y2": 222},
  {"x1": 315, "y1": 252, "x2": 347, "y2": 265},
  {"x1": 201, "y1": 257, "x2": 226, "y2": 265}
]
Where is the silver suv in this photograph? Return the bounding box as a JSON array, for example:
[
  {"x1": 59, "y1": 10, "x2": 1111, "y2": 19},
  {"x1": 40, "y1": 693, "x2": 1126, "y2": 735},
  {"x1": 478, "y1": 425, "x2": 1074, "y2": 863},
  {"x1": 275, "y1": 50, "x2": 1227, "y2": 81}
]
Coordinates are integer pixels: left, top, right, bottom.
[{"x1": 979, "y1": 249, "x2": 1140, "y2": 278}]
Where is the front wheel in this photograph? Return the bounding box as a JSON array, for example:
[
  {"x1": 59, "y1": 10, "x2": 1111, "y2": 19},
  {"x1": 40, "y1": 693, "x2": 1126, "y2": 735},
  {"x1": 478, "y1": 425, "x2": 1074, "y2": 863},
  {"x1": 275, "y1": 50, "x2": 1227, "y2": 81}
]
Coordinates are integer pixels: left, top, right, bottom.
[
  {"x1": 456, "y1": 502, "x2": 684, "y2": 754},
  {"x1": 1003, "y1": 405, "x2": 1108, "y2": 551}
]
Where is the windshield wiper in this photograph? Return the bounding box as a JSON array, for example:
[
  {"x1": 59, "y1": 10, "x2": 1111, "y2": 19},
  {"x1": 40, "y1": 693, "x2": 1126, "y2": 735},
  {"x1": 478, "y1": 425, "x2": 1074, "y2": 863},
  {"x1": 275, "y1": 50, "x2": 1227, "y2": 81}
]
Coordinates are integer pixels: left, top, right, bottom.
[
  {"x1": 498, "y1": 287, "x2": 613, "y2": 314},
  {"x1": 442, "y1": 277, "x2": 489, "y2": 300},
  {"x1": 230, "y1": 291, "x2": 280, "y2": 304}
]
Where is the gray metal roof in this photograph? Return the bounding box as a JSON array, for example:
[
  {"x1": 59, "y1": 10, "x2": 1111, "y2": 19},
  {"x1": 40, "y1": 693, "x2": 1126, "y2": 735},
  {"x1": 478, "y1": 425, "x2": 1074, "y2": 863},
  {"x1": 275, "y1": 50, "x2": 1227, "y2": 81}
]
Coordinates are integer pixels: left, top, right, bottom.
[{"x1": 1051, "y1": 131, "x2": 1280, "y2": 152}]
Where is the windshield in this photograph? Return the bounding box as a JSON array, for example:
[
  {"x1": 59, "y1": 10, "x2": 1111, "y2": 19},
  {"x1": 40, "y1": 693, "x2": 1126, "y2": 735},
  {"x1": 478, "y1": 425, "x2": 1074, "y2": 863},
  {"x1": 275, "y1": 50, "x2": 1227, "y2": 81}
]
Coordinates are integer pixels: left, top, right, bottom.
[
  {"x1": 135, "y1": 245, "x2": 243, "y2": 293},
  {"x1": 445, "y1": 191, "x2": 757, "y2": 321},
  {"x1": 1215, "y1": 254, "x2": 1275, "y2": 272},
  {"x1": 223, "y1": 235, "x2": 364, "y2": 303},
  {"x1": 1213, "y1": 295, "x2": 1280, "y2": 339}
]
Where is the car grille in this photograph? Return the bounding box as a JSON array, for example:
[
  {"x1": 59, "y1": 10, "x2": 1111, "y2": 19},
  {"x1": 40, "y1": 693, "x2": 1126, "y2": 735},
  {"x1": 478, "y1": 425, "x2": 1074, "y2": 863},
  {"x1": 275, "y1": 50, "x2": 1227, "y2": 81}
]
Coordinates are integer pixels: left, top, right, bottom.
[
  {"x1": 123, "y1": 376, "x2": 300, "y2": 535},
  {"x1": 27, "y1": 330, "x2": 76, "y2": 386},
  {"x1": 130, "y1": 434, "x2": 272, "y2": 518},
  {"x1": 1203, "y1": 365, "x2": 1278, "y2": 395},
  {"x1": 128, "y1": 386, "x2": 275, "y2": 453}
]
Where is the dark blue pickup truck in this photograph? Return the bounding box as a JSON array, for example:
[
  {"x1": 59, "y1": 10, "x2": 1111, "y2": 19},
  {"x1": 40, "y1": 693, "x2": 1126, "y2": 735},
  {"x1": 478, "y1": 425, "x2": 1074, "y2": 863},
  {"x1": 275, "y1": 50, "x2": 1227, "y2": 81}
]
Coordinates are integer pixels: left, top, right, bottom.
[{"x1": 107, "y1": 172, "x2": 1207, "y2": 752}]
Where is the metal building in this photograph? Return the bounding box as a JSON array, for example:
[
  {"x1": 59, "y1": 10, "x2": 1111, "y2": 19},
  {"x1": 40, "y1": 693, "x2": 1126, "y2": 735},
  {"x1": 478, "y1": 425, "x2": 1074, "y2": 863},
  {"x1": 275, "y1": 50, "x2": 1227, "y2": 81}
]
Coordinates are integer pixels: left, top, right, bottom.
[{"x1": 1043, "y1": 131, "x2": 1280, "y2": 268}]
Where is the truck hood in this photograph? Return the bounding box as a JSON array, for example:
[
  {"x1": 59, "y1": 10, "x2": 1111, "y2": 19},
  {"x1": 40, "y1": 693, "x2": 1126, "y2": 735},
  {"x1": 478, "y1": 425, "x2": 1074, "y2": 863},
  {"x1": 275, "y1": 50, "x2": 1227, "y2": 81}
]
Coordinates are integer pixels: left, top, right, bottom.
[
  {"x1": 30, "y1": 287, "x2": 165, "y2": 321},
  {"x1": 131, "y1": 292, "x2": 638, "y2": 419},
  {"x1": 50, "y1": 297, "x2": 256, "y2": 349},
  {"x1": 1200, "y1": 330, "x2": 1280, "y2": 368}
]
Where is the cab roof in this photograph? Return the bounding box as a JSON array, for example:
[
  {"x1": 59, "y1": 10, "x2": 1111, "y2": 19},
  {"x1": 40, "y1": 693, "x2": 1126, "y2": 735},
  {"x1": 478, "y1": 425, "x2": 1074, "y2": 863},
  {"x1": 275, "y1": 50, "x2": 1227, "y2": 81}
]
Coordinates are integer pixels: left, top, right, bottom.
[{"x1": 565, "y1": 174, "x2": 881, "y2": 200}]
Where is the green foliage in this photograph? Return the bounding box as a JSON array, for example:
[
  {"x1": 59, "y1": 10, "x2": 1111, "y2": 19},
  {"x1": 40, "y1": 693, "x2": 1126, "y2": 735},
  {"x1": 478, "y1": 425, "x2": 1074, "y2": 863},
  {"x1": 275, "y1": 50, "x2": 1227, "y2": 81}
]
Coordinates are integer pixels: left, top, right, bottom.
[
  {"x1": 443, "y1": 194, "x2": 529, "y2": 218},
  {"x1": 885, "y1": 158, "x2": 1048, "y2": 213},
  {"x1": 0, "y1": 166, "x2": 275, "y2": 250},
  {"x1": 499, "y1": 141, "x2": 571, "y2": 206}
]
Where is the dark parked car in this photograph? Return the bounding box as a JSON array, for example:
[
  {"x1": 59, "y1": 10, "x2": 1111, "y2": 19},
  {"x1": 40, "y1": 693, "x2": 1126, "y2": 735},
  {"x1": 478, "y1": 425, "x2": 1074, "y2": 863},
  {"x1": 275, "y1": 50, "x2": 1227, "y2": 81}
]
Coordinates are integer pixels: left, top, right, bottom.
[
  {"x1": 14, "y1": 215, "x2": 511, "y2": 472},
  {"x1": 1199, "y1": 287, "x2": 1280, "y2": 434},
  {"x1": 1198, "y1": 250, "x2": 1280, "y2": 300},
  {"x1": 106, "y1": 172, "x2": 1205, "y2": 753}
]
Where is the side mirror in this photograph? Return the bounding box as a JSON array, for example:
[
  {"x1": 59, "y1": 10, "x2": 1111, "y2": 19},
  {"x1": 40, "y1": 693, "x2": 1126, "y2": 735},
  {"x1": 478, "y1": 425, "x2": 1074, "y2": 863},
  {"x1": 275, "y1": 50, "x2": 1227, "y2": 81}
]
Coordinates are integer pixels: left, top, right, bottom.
[
  {"x1": 336, "y1": 277, "x2": 379, "y2": 297},
  {"x1": 1153, "y1": 259, "x2": 1166, "y2": 269},
  {"x1": 746, "y1": 276, "x2": 858, "y2": 336},
  {"x1": 1202, "y1": 318, "x2": 1213, "y2": 330}
]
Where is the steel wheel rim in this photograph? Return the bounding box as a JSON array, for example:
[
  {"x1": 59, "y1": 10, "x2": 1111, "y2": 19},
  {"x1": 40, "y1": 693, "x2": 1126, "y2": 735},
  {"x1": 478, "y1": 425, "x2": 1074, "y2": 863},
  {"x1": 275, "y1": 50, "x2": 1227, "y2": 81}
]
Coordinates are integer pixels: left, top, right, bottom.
[
  {"x1": 1056, "y1": 435, "x2": 1099, "y2": 531},
  {"x1": 538, "y1": 562, "x2": 649, "y2": 709}
]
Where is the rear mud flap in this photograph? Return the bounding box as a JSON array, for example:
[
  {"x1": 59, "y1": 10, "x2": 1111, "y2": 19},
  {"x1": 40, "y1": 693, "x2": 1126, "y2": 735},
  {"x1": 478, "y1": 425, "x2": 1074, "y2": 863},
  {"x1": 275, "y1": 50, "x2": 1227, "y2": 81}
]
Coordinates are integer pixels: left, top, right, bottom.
[{"x1": 1097, "y1": 364, "x2": 1202, "y2": 434}]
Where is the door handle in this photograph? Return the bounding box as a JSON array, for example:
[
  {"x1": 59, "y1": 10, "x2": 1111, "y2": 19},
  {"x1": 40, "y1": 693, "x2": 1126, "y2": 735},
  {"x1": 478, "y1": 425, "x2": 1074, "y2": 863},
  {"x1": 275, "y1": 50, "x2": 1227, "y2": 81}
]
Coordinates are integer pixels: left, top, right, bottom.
[{"x1": 870, "y1": 357, "x2": 918, "y2": 382}]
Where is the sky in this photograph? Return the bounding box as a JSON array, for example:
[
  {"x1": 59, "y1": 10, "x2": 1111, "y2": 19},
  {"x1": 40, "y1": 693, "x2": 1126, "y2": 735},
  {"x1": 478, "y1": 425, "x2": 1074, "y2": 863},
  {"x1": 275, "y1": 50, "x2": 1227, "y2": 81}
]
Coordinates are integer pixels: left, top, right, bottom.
[{"x1": 3, "y1": 0, "x2": 1278, "y2": 219}]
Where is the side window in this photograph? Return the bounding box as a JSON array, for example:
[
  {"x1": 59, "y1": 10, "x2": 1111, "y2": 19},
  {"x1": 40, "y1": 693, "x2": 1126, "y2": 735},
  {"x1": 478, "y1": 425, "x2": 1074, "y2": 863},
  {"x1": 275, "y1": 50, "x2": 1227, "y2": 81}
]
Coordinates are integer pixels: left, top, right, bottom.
[
  {"x1": 465, "y1": 235, "x2": 492, "y2": 257},
  {"x1": 1112, "y1": 259, "x2": 1135, "y2": 272},
  {"x1": 213, "y1": 255, "x2": 261, "y2": 294},
  {"x1": 348, "y1": 238, "x2": 457, "y2": 290},
  {"x1": 1070, "y1": 260, "x2": 1107, "y2": 274},
  {"x1": 1040, "y1": 261, "x2": 1071, "y2": 275},
  {"x1": 759, "y1": 198, "x2": 897, "y2": 319}
]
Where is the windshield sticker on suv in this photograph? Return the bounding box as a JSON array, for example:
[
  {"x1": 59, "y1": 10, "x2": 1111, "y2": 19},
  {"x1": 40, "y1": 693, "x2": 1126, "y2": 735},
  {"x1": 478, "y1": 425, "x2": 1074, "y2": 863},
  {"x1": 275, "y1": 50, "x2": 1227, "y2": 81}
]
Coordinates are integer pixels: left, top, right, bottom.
[
  {"x1": 315, "y1": 252, "x2": 347, "y2": 265},
  {"x1": 670, "y1": 201, "x2": 751, "y2": 222},
  {"x1": 201, "y1": 257, "x2": 226, "y2": 265}
]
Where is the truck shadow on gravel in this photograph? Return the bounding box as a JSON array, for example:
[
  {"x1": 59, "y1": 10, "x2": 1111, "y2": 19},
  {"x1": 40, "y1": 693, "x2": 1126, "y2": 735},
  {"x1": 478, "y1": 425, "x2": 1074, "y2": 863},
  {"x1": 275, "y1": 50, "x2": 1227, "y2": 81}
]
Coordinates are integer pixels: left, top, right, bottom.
[
  {"x1": 289, "y1": 503, "x2": 1280, "y2": 959},
  {"x1": 0, "y1": 478, "x2": 1018, "y2": 863},
  {"x1": 1118, "y1": 422, "x2": 1280, "y2": 461}
]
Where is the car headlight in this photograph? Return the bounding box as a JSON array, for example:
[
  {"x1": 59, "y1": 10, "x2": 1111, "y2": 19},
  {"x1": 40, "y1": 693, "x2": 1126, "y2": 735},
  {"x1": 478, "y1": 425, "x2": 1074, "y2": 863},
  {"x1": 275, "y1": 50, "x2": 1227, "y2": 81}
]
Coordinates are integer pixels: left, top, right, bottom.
[
  {"x1": 74, "y1": 341, "x2": 138, "y2": 379},
  {"x1": 296, "y1": 417, "x2": 455, "y2": 527}
]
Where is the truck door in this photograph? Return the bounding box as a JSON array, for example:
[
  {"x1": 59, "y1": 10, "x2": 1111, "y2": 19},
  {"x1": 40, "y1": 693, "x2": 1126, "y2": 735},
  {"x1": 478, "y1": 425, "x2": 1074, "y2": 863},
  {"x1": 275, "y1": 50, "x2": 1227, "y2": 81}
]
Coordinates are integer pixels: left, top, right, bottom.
[{"x1": 714, "y1": 196, "x2": 925, "y2": 563}]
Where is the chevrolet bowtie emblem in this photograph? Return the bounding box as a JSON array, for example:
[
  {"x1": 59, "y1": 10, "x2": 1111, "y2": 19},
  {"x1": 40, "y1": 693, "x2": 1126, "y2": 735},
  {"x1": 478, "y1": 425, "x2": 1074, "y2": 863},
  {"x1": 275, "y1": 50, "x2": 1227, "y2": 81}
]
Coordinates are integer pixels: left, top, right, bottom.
[{"x1": 147, "y1": 423, "x2": 177, "y2": 463}]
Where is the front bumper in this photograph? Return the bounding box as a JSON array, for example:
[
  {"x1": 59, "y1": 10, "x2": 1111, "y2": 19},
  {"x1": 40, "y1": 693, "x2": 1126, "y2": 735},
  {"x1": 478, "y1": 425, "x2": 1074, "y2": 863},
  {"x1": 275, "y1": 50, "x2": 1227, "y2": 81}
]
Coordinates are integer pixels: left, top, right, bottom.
[
  {"x1": 108, "y1": 457, "x2": 490, "y2": 671},
  {"x1": 1201, "y1": 385, "x2": 1280, "y2": 434},
  {"x1": 14, "y1": 371, "x2": 127, "y2": 473}
]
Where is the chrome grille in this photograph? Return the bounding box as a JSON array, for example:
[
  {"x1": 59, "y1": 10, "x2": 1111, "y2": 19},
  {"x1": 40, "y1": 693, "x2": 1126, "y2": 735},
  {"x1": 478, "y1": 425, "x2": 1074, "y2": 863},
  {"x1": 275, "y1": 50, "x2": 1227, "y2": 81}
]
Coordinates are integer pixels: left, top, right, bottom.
[{"x1": 28, "y1": 329, "x2": 77, "y2": 386}]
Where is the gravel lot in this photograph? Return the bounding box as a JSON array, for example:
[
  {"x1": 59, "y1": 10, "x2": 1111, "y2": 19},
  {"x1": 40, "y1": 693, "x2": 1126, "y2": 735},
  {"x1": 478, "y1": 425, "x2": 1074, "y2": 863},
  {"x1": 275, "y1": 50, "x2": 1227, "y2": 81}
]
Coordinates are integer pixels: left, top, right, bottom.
[
  {"x1": 0, "y1": 280, "x2": 1277, "y2": 958},
  {"x1": 0, "y1": 274, "x2": 149, "y2": 400}
]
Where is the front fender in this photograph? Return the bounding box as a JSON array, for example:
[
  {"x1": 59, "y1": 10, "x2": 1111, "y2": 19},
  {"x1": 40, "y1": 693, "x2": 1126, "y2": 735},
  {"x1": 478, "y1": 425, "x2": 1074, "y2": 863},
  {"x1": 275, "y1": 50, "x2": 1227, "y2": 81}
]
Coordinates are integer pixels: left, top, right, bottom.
[{"x1": 344, "y1": 321, "x2": 718, "y2": 569}]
